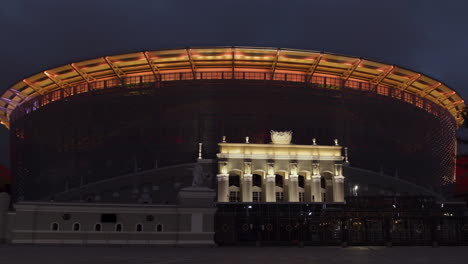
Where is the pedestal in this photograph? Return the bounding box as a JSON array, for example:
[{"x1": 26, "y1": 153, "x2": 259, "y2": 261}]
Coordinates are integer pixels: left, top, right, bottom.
[{"x1": 178, "y1": 186, "x2": 216, "y2": 207}]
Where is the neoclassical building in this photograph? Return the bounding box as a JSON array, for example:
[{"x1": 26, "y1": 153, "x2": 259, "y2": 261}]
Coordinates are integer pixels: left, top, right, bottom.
[{"x1": 216, "y1": 131, "x2": 345, "y2": 203}]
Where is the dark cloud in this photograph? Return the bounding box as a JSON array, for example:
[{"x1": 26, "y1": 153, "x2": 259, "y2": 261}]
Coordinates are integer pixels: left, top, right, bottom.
[{"x1": 0, "y1": 0, "x2": 467, "y2": 166}]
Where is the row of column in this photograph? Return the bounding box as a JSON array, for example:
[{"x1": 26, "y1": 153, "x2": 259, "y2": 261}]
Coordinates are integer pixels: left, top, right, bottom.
[{"x1": 217, "y1": 172, "x2": 344, "y2": 203}]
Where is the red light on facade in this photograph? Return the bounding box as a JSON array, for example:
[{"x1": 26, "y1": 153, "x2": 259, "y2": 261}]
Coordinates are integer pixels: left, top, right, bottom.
[
  {"x1": 0, "y1": 165, "x2": 10, "y2": 184},
  {"x1": 456, "y1": 156, "x2": 468, "y2": 195}
]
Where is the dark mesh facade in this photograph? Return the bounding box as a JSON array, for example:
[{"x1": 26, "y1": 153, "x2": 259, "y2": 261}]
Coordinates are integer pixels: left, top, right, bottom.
[{"x1": 9, "y1": 74, "x2": 456, "y2": 200}]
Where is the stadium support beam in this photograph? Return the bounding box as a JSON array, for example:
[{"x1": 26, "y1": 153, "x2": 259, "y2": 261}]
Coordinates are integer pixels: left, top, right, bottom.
[
  {"x1": 9, "y1": 89, "x2": 27, "y2": 100},
  {"x1": 341, "y1": 59, "x2": 361, "y2": 82},
  {"x1": 143, "y1": 51, "x2": 160, "y2": 81},
  {"x1": 305, "y1": 53, "x2": 323, "y2": 83},
  {"x1": 270, "y1": 49, "x2": 281, "y2": 80},
  {"x1": 186, "y1": 49, "x2": 196, "y2": 79},
  {"x1": 104, "y1": 56, "x2": 125, "y2": 83},
  {"x1": 439, "y1": 91, "x2": 456, "y2": 104},
  {"x1": 421, "y1": 82, "x2": 442, "y2": 98},
  {"x1": 399, "y1": 74, "x2": 421, "y2": 91},
  {"x1": 0, "y1": 97, "x2": 18, "y2": 107},
  {"x1": 70, "y1": 63, "x2": 96, "y2": 83},
  {"x1": 447, "y1": 101, "x2": 465, "y2": 112},
  {"x1": 0, "y1": 113, "x2": 9, "y2": 128},
  {"x1": 0, "y1": 105, "x2": 11, "y2": 113},
  {"x1": 22, "y1": 79, "x2": 44, "y2": 95},
  {"x1": 370, "y1": 66, "x2": 394, "y2": 85},
  {"x1": 231, "y1": 47, "x2": 235, "y2": 77},
  {"x1": 44, "y1": 71, "x2": 70, "y2": 88}
]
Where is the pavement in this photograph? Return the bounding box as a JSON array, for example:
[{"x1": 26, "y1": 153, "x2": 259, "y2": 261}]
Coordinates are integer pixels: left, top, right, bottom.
[{"x1": 1, "y1": 245, "x2": 467, "y2": 264}]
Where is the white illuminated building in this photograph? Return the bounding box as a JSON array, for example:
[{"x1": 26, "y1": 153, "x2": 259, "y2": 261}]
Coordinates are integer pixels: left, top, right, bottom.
[{"x1": 216, "y1": 131, "x2": 345, "y2": 203}]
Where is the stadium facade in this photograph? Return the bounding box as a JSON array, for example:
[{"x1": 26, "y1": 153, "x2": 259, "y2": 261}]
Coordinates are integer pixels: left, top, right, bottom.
[
  {"x1": 0, "y1": 47, "x2": 464, "y2": 201},
  {"x1": 0, "y1": 47, "x2": 467, "y2": 246}
]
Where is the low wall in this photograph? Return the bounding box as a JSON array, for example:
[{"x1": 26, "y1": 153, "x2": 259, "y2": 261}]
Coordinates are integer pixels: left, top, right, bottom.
[{"x1": 4, "y1": 197, "x2": 215, "y2": 246}]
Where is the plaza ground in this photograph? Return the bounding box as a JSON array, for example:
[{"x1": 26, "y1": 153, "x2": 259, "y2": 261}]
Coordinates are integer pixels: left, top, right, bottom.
[{"x1": 1, "y1": 245, "x2": 467, "y2": 264}]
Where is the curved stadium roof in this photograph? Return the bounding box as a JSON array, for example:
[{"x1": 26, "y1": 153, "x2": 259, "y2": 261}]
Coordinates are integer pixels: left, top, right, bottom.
[{"x1": 0, "y1": 46, "x2": 465, "y2": 128}]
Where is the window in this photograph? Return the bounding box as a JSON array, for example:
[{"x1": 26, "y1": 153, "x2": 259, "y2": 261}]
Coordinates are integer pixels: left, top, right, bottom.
[
  {"x1": 229, "y1": 191, "x2": 240, "y2": 202},
  {"x1": 115, "y1": 223, "x2": 122, "y2": 232},
  {"x1": 252, "y1": 175, "x2": 262, "y2": 187},
  {"x1": 321, "y1": 177, "x2": 326, "y2": 189},
  {"x1": 275, "y1": 175, "x2": 283, "y2": 188},
  {"x1": 156, "y1": 224, "x2": 163, "y2": 232},
  {"x1": 136, "y1": 223, "x2": 143, "y2": 232},
  {"x1": 298, "y1": 176, "x2": 305, "y2": 189},
  {"x1": 94, "y1": 223, "x2": 102, "y2": 232},
  {"x1": 101, "y1": 213, "x2": 117, "y2": 223},
  {"x1": 51, "y1": 222, "x2": 59, "y2": 231},
  {"x1": 276, "y1": 192, "x2": 284, "y2": 202},
  {"x1": 299, "y1": 192, "x2": 305, "y2": 202},
  {"x1": 73, "y1": 222, "x2": 80, "y2": 231},
  {"x1": 253, "y1": 192, "x2": 262, "y2": 202},
  {"x1": 229, "y1": 174, "x2": 240, "y2": 187}
]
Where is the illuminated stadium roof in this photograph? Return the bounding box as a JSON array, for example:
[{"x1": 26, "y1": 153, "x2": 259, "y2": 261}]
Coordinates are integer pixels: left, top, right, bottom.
[{"x1": 0, "y1": 47, "x2": 465, "y2": 128}]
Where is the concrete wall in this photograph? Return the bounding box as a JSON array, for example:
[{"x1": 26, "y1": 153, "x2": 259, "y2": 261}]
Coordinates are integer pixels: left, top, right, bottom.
[{"x1": 5, "y1": 202, "x2": 215, "y2": 246}]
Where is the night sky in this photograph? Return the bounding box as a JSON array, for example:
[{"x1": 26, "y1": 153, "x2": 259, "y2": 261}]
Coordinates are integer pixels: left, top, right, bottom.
[{"x1": 1, "y1": 0, "x2": 468, "y2": 167}]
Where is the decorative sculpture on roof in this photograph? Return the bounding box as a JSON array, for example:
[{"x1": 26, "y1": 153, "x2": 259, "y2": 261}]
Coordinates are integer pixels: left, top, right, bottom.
[
  {"x1": 270, "y1": 130, "x2": 293, "y2": 145},
  {"x1": 192, "y1": 164, "x2": 211, "y2": 187}
]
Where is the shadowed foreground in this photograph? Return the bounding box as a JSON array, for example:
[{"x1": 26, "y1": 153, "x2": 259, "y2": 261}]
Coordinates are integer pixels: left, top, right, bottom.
[{"x1": 1, "y1": 245, "x2": 467, "y2": 264}]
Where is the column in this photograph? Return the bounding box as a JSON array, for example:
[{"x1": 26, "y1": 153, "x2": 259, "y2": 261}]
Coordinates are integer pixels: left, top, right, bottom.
[
  {"x1": 288, "y1": 162, "x2": 298, "y2": 202},
  {"x1": 288, "y1": 174, "x2": 299, "y2": 202},
  {"x1": 311, "y1": 175, "x2": 322, "y2": 202},
  {"x1": 311, "y1": 161, "x2": 322, "y2": 202},
  {"x1": 242, "y1": 174, "x2": 253, "y2": 202},
  {"x1": 265, "y1": 174, "x2": 276, "y2": 202},
  {"x1": 305, "y1": 177, "x2": 313, "y2": 202},
  {"x1": 333, "y1": 163, "x2": 345, "y2": 202},
  {"x1": 217, "y1": 174, "x2": 229, "y2": 202},
  {"x1": 333, "y1": 176, "x2": 345, "y2": 202}
]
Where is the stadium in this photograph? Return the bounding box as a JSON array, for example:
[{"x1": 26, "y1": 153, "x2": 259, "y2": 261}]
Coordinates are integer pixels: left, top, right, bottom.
[
  {"x1": 1, "y1": 46, "x2": 467, "y2": 246},
  {"x1": 0, "y1": 46, "x2": 464, "y2": 202}
]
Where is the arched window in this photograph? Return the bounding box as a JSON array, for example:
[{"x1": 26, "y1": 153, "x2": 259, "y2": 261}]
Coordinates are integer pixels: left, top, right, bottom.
[
  {"x1": 298, "y1": 175, "x2": 305, "y2": 188},
  {"x1": 156, "y1": 223, "x2": 163, "y2": 232},
  {"x1": 321, "y1": 177, "x2": 326, "y2": 189},
  {"x1": 322, "y1": 172, "x2": 334, "y2": 202},
  {"x1": 115, "y1": 223, "x2": 123, "y2": 232},
  {"x1": 136, "y1": 223, "x2": 143, "y2": 232},
  {"x1": 229, "y1": 174, "x2": 240, "y2": 187},
  {"x1": 94, "y1": 223, "x2": 102, "y2": 232},
  {"x1": 275, "y1": 174, "x2": 284, "y2": 202},
  {"x1": 298, "y1": 175, "x2": 305, "y2": 202},
  {"x1": 252, "y1": 173, "x2": 263, "y2": 202},
  {"x1": 228, "y1": 172, "x2": 241, "y2": 202},
  {"x1": 275, "y1": 175, "x2": 283, "y2": 188},
  {"x1": 72, "y1": 222, "x2": 80, "y2": 231},
  {"x1": 51, "y1": 222, "x2": 59, "y2": 231},
  {"x1": 253, "y1": 174, "x2": 262, "y2": 187}
]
